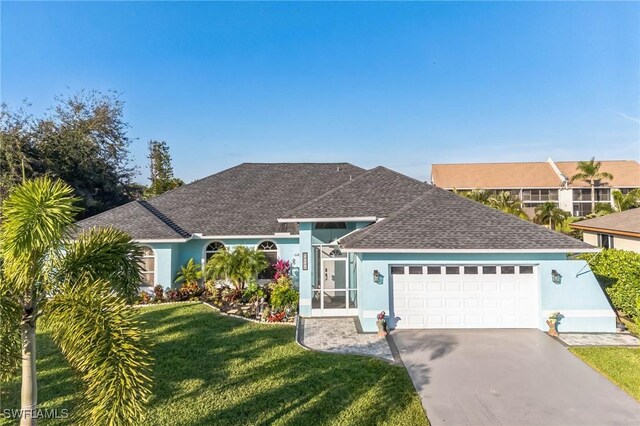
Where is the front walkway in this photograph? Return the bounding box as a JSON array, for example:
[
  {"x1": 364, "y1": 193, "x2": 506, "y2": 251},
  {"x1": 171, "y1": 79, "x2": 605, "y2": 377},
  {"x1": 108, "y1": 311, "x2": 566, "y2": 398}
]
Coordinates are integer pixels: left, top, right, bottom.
[
  {"x1": 297, "y1": 317, "x2": 394, "y2": 362},
  {"x1": 556, "y1": 332, "x2": 639, "y2": 346}
]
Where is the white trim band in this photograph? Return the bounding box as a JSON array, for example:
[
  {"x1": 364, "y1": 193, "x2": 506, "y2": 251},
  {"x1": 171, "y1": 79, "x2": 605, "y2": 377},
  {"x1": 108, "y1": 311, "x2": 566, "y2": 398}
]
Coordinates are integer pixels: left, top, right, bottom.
[
  {"x1": 277, "y1": 217, "x2": 377, "y2": 223},
  {"x1": 341, "y1": 248, "x2": 601, "y2": 254}
]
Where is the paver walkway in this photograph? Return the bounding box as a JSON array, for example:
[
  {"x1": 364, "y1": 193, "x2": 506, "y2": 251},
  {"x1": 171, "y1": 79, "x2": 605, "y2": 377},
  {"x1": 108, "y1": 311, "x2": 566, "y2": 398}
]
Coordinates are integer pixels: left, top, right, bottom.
[
  {"x1": 298, "y1": 317, "x2": 394, "y2": 361},
  {"x1": 557, "y1": 332, "x2": 639, "y2": 346}
]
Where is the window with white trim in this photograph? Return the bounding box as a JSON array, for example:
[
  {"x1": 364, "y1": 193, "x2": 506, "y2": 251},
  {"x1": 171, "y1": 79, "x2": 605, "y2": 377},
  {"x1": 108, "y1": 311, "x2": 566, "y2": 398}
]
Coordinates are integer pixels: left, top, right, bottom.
[
  {"x1": 257, "y1": 241, "x2": 278, "y2": 279},
  {"x1": 205, "y1": 241, "x2": 225, "y2": 264},
  {"x1": 597, "y1": 233, "x2": 614, "y2": 249},
  {"x1": 140, "y1": 246, "x2": 155, "y2": 286}
]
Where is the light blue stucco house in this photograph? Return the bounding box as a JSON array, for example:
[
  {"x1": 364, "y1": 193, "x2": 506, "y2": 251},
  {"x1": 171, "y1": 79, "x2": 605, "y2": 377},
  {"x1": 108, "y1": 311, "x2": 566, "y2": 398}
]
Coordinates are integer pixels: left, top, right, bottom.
[{"x1": 77, "y1": 163, "x2": 615, "y2": 333}]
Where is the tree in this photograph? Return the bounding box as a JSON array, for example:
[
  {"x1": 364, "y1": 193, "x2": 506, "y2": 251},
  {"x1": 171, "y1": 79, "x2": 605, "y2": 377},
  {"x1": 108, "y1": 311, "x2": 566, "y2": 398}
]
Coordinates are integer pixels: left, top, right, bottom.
[
  {"x1": 1, "y1": 91, "x2": 141, "y2": 218},
  {"x1": 205, "y1": 246, "x2": 269, "y2": 290},
  {"x1": 144, "y1": 140, "x2": 183, "y2": 198},
  {"x1": 570, "y1": 157, "x2": 614, "y2": 214},
  {"x1": 534, "y1": 202, "x2": 569, "y2": 230},
  {"x1": 488, "y1": 191, "x2": 528, "y2": 219},
  {"x1": 613, "y1": 189, "x2": 640, "y2": 212},
  {"x1": 462, "y1": 189, "x2": 491, "y2": 205},
  {"x1": 0, "y1": 177, "x2": 151, "y2": 425},
  {"x1": 175, "y1": 258, "x2": 203, "y2": 286}
]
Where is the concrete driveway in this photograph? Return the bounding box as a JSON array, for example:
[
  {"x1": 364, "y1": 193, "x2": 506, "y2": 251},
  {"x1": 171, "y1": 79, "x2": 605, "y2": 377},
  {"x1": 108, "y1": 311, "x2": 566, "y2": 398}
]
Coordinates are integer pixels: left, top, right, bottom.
[{"x1": 392, "y1": 329, "x2": 640, "y2": 426}]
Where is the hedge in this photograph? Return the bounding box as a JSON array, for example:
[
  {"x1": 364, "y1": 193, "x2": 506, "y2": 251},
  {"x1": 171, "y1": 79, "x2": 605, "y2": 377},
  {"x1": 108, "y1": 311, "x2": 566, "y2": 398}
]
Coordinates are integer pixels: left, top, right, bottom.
[{"x1": 577, "y1": 249, "x2": 640, "y2": 319}]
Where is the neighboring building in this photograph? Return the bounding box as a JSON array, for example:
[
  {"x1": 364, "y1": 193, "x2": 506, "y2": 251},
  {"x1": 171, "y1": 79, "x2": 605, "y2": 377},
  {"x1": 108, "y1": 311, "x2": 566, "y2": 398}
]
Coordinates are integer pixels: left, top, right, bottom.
[
  {"x1": 78, "y1": 162, "x2": 615, "y2": 333},
  {"x1": 570, "y1": 208, "x2": 640, "y2": 252},
  {"x1": 431, "y1": 158, "x2": 640, "y2": 217}
]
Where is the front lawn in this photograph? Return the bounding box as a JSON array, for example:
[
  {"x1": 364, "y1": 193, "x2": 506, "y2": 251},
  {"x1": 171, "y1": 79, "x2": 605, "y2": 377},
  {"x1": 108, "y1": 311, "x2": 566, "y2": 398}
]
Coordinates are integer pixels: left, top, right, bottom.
[
  {"x1": 0, "y1": 303, "x2": 427, "y2": 425},
  {"x1": 570, "y1": 347, "x2": 640, "y2": 401}
]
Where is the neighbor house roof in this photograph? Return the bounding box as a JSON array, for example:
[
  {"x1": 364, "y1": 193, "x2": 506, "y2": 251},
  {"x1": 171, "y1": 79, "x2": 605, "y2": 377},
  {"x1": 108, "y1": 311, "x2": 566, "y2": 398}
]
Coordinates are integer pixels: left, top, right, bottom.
[
  {"x1": 431, "y1": 160, "x2": 640, "y2": 189},
  {"x1": 339, "y1": 186, "x2": 595, "y2": 252},
  {"x1": 570, "y1": 208, "x2": 640, "y2": 237},
  {"x1": 279, "y1": 166, "x2": 432, "y2": 221},
  {"x1": 77, "y1": 163, "x2": 365, "y2": 239}
]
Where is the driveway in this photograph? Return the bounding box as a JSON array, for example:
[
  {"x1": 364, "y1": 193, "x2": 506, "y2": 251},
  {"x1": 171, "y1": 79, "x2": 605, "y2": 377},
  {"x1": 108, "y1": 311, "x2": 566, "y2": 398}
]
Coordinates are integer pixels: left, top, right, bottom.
[{"x1": 392, "y1": 329, "x2": 640, "y2": 426}]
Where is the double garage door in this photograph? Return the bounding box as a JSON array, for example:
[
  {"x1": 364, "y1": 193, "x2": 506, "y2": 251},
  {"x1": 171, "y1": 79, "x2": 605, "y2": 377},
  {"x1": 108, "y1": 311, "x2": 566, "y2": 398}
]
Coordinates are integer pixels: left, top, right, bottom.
[{"x1": 391, "y1": 264, "x2": 539, "y2": 329}]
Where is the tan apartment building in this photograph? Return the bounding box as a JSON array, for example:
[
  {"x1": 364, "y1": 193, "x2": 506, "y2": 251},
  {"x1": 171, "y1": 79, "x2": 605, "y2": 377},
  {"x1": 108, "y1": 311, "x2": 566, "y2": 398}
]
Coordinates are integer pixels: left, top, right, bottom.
[{"x1": 431, "y1": 158, "x2": 640, "y2": 217}]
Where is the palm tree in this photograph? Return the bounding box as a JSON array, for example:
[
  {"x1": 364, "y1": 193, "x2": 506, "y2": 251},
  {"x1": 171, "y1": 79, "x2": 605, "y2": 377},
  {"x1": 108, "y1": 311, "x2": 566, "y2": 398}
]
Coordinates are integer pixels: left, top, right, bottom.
[
  {"x1": 570, "y1": 157, "x2": 614, "y2": 213},
  {"x1": 205, "y1": 246, "x2": 268, "y2": 290},
  {"x1": 488, "y1": 191, "x2": 528, "y2": 219},
  {"x1": 0, "y1": 177, "x2": 151, "y2": 426},
  {"x1": 463, "y1": 189, "x2": 491, "y2": 205},
  {"x1": 175, "y1": 258, "x2": 203, "y2": 286},
  {"x1": 534, "y1": 202, "x2": 569, "y2": 230},
  {"x1": 613, "y1": 189, "x2": 640, "y2": 212}
]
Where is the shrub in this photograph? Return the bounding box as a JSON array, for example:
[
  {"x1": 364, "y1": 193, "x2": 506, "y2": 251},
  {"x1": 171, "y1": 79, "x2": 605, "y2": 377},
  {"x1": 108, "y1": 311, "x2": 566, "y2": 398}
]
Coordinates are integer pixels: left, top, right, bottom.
[
  {"x1": 273, "y1": 259, "x2": 291, "y2": 280},
  {"x1": 222, "y1": 287, "x2": 243, "y2": 304},
  {"x1": 267, "y1": 311, "x2": 287, "y2": 322},
  {"x1": 138, "y1": 291, "x2": 152, "y2": 305},
  {"x1": 175, "y1": 258, "x2": 203, "y2": 286},
  {"x1": 154, "y1": 285, "x2": 165, "y2": 301},
  {"x1": 577, "y1": 249, "x2": 640, "y2": 319},
  {"x1": 179, "y1": 281, "x2": 202, "y2": 299},
  {"x1": 270, "y1": 276, "x2": 299, "y2": 311},
  {"x1": 243, "y1": 281, "x2": 266, "y2": 304}
]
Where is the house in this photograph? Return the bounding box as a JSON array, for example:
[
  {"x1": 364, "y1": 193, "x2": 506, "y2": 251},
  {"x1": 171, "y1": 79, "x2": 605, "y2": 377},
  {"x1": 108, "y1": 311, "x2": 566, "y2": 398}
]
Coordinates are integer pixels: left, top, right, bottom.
[
  {"x1": 431, "y1": 158, "x2": 640, "y2": 217},
  {"x1": 570, "y1": 208, "x2": 640, "y2": 252},
  {"x1": 77, "y1": 162, "x2": 616, "y2": 333}
]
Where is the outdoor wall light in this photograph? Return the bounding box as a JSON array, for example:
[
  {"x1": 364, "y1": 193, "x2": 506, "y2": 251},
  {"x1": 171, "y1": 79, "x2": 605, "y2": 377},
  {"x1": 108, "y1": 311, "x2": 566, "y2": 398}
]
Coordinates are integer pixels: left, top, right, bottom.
[
  {"x1": 551, "y1": 269, "x2": 562, "y2": 285},
  {"x1": 373, "y1": 270, "x2": 380, "y2": 282}
]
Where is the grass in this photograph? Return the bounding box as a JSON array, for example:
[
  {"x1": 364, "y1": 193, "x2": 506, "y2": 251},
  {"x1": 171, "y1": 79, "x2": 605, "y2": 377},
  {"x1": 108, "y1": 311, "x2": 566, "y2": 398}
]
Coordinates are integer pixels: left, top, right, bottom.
[
  {"x1": 621, "y1": 316, "x2": 640, "y2": 336},
  {"x1": 0, "y1": 303, "x2": 427, "y2": 425},
  {"x1": 570, "y1": 346, "x2": 640, "y2": 401}
]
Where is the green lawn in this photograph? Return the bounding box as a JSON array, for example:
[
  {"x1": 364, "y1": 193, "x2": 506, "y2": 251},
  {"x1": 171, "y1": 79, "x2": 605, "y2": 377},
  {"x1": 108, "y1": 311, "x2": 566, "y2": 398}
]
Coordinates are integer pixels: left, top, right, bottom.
[
  {"x1": 570, "y1": 347, "x2": 640, "y2": 401},
  {"x1": 0, "y1": 303, "x2": 427, "y2": 425}
]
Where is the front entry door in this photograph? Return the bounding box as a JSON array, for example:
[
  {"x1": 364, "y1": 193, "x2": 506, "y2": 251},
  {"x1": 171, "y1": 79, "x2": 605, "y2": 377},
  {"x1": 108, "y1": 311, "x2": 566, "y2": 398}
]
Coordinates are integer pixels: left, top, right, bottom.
[{"x1": 312, "y1": 257, "x2": 357, "y2": 316}]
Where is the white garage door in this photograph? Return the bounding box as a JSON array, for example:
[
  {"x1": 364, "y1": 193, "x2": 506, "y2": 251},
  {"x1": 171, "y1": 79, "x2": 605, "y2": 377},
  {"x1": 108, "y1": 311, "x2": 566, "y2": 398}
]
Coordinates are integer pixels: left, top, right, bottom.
[{"x1": 391, "y1": 265, "x2": 539, "y2": 329}]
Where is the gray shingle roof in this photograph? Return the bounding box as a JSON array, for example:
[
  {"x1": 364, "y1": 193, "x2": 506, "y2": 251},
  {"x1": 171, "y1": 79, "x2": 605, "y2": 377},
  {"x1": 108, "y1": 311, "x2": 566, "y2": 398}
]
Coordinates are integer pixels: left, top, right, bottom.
[
  {"x1": 340, "y1": 187, "x2": 595, "y2": 251},
  {"x1": 75, "y1": 200, "x2": 189, "y2": 240},
  {"x1": 279, "y1": 166, "x2": 431, "y2": 220},
  {"x1": 571, "y1": 208, "x2": 640, "y2": 235},
  {"x1": 77, "y1": 163, "x2": 365, "y2": 239}
]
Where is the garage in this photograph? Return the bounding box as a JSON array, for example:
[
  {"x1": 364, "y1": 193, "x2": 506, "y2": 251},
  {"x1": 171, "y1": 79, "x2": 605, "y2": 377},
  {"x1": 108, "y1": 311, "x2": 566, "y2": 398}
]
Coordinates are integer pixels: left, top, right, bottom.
[{"x1": 391, "y1": 264, "x2": 539, "y2": 329}]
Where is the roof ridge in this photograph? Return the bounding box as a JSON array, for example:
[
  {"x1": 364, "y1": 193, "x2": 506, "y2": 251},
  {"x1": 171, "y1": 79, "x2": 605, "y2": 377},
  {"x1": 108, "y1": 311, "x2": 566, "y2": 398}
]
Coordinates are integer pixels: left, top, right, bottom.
[
  {"x1": 279, "y1": 167, "x2": 379, "y2": 218},
  {"x1": 137, "y1": 200, "x2": 191, "y2": 238}
]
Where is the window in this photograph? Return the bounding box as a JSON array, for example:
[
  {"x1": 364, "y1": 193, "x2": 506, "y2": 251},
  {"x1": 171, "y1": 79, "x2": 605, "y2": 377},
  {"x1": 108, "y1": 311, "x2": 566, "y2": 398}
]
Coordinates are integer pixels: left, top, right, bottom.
[
  {"x1": 409, "y1": 266, "x2": 423, "y2": 275},
  {"x1": 140, "y1": 246, "x2": 155, "y2": 286},
  {"x1": 501, "y1": 266, "x2": 515, "y2": 274},
  {"x1": 522, "y1": 189, "x2": 559, "y2": 202},
  {"x1": 204, "y1": 241, "x2": 225, "y2": 264},
  {"x1": 573, "y1": 188, "x2": 610, "y2": 202},
  {"x1": 519, "y1": 266, "x2": 534, "y2": 274},
  {"x1": 463, "y1": 266, "x2": 478, "y2": 274},
  {"x1": 257, "y1": 241, "x2": 278, "y2": 279},
  {"x1": 427, "y1": 266, "x2": 441, "y2": 274},
  {"x1": 445, "y1": 266, "x2": 459, "y2": 275},
  {"x1": 482, "y1": 266, "x2": 497, "y2": 274},
  {"x1": 573, "y1": 203, "x2": 592, "y2": 217},
  {"x1": 315, "y1": 222, "x2": 347, "y2": 229},
  {"x1": 597, "y1": 234, "x2": 614, "y2": 249},
  {"x1": 391, "y1": 266, "x2": 405, "y2": 275}
]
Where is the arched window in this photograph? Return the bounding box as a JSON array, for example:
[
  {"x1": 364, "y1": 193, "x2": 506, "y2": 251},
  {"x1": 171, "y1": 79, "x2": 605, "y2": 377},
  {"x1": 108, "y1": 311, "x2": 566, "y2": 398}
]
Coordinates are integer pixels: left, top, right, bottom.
[
  {"x1": 257, "y1": 240, "x2": 278, "y2": 279},
  {"x1": 140, "y1": 246, "x2": 155, "y2": 286},
  {"x1": 205, "y1": 241, "x2": 225, "y2": 264}
]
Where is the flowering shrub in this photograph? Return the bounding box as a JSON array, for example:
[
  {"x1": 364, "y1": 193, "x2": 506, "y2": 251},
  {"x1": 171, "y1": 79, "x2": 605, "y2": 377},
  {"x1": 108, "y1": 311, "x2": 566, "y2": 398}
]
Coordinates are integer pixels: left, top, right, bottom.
[
  {"x1": 222, "y1": 287, "x2": 243, "y2": 304},
  {"x1": 138, "y1": 291, "x2": 152, "y2": 305},
  {"x1": 273, "y1": 259, "x2": 291, "y2": 280},
  {"x1": 179, "y1": 281, "x2": 202, "y2": 299},
  {"x1": 154, "y1": 285, "x2": 164, "y2": 301},
  {"x1": 166, "y1": 289, "x2": 180, "y2": 302},
  {"x1": 270, "y1": 276, "x2": 299, "y2": 311},
  {"x1": 377, "y1": 311, "x2": 386, "y2": 322},
  {"x1": 267, "y1": 311, "x2": 287, "y2": 322},
  {"x1": 243, "y1": 281, "x2": 266, "y2": 304}
]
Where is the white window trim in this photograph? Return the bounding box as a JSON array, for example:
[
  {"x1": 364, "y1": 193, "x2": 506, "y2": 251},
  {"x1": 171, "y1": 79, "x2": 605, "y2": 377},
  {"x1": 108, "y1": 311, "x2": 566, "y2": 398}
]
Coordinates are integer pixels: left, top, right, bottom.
[
  {"x1": 140, "y1": 246, "x2": 157, "y2": 287},
  {"x1": 201, "y1": 241, "x2": 226, "y2": 267}
]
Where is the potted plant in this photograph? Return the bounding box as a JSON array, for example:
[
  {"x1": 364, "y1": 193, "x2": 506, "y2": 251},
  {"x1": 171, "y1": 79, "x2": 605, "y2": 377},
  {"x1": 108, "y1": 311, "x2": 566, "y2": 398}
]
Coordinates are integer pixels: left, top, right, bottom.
[
  {"x1": 376, "y1": 311, "x2": 388, "y2": 337},
  {"x1": 546, "y1": 312, "x2": 563, "y2": 336}
]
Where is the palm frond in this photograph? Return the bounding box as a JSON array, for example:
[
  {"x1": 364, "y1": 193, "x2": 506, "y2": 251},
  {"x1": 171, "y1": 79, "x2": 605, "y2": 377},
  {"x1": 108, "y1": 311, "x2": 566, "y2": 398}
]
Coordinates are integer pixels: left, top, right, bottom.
[
  {"x1": 0, "y1": 293, "x2": 22, "y2": 381},
  {"x1": 44, "y1": 278, "x2": 152, "y2": 425},
  {"x1": 57, "y1": 227, "x2": 143, "y2": 303}
]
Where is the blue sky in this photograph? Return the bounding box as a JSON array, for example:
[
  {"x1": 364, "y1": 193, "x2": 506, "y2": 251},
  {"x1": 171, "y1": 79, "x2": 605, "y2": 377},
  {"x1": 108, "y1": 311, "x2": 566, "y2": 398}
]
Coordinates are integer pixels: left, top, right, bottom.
[{"x1": 2, "y1": 1, "x2": 639, "y2": 183}]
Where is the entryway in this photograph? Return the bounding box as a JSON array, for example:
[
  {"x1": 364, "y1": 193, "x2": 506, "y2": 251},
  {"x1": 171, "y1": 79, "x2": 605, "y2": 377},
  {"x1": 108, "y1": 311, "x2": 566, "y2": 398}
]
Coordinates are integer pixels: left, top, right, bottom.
[{"x1": 311, "y1": 245, "x2": 357, "y2": 316}]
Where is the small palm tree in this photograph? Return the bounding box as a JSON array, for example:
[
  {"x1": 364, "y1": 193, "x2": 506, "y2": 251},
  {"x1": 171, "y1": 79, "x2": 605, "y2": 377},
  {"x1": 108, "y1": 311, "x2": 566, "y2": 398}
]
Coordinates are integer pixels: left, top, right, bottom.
[
  {"x1": 463, "y1": 189, "x2": 491, "y2": 205},
  {"x1": 205, "y1": 246, "x2": 268, "y2": 290},
  {"x1": 174, "y1": 258, "x2": 203, "y2": 286},
  {"x1": 570, "y1": 157, "x2": 614, "y2": 213},
  {"x1": 613, "y1": 189, "x2": 640, "y2": 212},
  {"x1": 0, "y1": 177, "x2": 151, "y2": 425},
  {"x1": 534, "y1": 202, "x2": 569, "y2": 230},
  {"x1": 489, "y1": 191, "x2": 528, "y2": 219}
]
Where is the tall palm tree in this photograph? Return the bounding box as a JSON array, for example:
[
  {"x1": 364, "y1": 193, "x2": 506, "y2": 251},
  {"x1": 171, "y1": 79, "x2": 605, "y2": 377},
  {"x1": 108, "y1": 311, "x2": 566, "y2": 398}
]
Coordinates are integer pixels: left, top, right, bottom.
[
  {"x1": 613, "y1": 189, "x2": 640, "y2": 212},
  {"x1": 488, "y1": 191, "x2": 528, "y2": 219},
  {"x1": 205, "y1": 246, "x2": 268, "y2": 290},
  {"x1": 570, "y1": 157, "x2": 614, "y2": 213},
  {"x1": 0, "y1": 177, "x2": 151, "y2": 426},
  {"x1": 534, "y1": 202, "x2": 569, "y2": 230}
]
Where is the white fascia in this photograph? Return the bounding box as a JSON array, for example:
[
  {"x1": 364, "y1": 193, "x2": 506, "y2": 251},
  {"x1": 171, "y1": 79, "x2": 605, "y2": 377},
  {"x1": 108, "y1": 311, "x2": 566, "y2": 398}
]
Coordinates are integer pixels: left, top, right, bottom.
[
  {"x1": 196, "y1": 234, "x2": 299, "y2": 239},
  {"x1": 134, "y1": 238, "x2": 191, "y2": 243},
  {"x1": 339, "y1": 248, "x2": 601, "y2": 254},
  {"x1": 277, "y1": 217, "x2": 378, "y2": 223}
]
